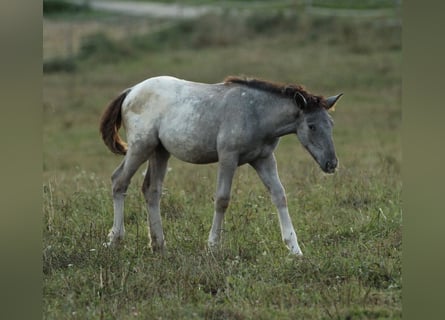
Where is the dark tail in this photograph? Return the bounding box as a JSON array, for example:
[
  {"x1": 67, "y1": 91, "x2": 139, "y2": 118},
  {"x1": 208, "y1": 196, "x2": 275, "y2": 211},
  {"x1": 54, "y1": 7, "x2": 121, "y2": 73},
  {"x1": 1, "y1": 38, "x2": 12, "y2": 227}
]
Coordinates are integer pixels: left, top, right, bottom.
[{"x1": 99, "y1": 89, "x2": 131, "y2": 155}]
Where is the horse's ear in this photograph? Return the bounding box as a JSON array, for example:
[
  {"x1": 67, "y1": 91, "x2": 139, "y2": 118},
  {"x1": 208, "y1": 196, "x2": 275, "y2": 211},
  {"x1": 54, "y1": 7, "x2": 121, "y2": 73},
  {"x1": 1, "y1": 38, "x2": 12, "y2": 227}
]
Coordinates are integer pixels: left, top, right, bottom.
[
  {"x1": 326, "y1": 93, "x2": 343, "y2": 110},
  {"x1": 294, "y1": 92, "x2": 307, "y2": 109}
]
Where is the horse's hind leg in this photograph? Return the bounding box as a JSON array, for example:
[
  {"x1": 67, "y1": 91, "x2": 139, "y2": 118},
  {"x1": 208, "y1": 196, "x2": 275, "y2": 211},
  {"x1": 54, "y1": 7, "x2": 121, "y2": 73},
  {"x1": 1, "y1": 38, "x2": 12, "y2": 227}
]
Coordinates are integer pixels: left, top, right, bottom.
[
  {"x1": 142, "y1": 145, "x2": 170, "y2": 252},
  {"x1": 106, "y1": 148, "x2": 151, "y2": 247}
]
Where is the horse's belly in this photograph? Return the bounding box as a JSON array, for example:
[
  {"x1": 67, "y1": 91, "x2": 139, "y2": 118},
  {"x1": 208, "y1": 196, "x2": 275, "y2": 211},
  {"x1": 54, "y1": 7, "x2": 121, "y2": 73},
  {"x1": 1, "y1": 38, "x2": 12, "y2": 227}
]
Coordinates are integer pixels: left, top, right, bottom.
[
  {"x1": 164, "y1": 141, "x2": 219, "y2": 164},
  {"x1": 160, "y1": 132, "x2": 219, "y2": 164}
]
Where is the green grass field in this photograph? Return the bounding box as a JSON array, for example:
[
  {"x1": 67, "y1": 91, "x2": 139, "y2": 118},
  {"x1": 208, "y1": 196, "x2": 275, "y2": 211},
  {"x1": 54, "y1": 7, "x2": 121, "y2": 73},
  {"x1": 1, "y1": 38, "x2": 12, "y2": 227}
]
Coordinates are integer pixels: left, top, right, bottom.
[{"x1": 43, "y1": 7, "x2": 401, "y2": 319}]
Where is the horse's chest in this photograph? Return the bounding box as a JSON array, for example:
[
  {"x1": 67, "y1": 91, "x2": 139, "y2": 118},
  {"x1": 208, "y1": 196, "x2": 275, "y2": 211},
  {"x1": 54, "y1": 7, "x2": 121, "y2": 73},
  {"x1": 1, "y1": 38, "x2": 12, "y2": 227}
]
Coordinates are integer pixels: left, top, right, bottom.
[{"x1": 238, "y1": 140, "x2": 279, "y2": 164}]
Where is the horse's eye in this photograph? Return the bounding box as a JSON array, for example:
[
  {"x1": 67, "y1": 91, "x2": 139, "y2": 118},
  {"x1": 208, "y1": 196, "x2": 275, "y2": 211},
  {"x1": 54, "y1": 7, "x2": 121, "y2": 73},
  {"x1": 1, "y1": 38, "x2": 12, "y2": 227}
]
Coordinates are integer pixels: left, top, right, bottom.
[{"x1": 308, "y1": 124, "x2": 316, "y2": 131}]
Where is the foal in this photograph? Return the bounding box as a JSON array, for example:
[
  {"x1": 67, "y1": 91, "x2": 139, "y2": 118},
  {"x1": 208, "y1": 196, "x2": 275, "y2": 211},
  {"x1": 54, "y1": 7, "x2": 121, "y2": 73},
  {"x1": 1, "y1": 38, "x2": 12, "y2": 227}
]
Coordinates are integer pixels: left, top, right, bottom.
[{"x1": 100, "y1": 76, "x2": 342, "y2": 255}]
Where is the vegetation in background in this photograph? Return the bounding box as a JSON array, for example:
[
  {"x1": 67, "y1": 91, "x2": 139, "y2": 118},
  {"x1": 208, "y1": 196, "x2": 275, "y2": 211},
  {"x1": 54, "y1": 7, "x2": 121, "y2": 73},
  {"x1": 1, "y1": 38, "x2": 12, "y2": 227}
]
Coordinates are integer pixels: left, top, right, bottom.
[
  {"x1": 110, "y1": 0, "x2": 399, "y2": 9},
  {"x1": 43, "y1": 4, "x2": 401, "y2": 319},
  {"x1": 311, "y1": 0, "x2": 399, "y2": 10},
  {"x1": 43, "y1": 0, "x2": 91, "y2": 16},
  {"x1": 44, "y1": 9, "x2": 401, "y2": 73}
]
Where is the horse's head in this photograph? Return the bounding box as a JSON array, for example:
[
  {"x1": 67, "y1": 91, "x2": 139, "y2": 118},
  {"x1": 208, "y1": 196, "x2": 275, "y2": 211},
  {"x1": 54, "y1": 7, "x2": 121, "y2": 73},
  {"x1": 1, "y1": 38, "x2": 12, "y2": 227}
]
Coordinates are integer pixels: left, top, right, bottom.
[{"x1": 294, "y1": 93, "x2": 343, "y2": 174}]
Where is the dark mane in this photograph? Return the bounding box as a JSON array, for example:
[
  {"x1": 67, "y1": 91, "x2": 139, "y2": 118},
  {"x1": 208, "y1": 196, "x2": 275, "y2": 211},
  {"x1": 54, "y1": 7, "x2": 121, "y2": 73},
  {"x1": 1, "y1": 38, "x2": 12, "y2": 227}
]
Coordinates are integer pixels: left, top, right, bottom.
[{"x1": 224, "y1": 76, "x2": 327, "y2": 110}]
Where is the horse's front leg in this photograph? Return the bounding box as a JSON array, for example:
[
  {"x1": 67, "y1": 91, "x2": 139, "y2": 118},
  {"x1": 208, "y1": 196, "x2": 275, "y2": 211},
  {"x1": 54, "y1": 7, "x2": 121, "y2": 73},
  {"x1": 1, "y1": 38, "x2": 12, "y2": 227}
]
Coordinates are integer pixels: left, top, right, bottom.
[
  {"x1": 208, "y1": 154, "x2": 238, "y2": 249},
  {"x1": 250, "y1": 154, "x2": 303, "y2": 255}
]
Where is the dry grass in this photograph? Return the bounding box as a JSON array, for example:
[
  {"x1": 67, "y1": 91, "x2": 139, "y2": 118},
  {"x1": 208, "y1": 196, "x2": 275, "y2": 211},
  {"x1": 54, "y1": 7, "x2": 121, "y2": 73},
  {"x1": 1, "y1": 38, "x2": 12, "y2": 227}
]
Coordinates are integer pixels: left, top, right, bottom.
[{"x1": 43, "y1": 16, "x2": 170, "y2": 60}]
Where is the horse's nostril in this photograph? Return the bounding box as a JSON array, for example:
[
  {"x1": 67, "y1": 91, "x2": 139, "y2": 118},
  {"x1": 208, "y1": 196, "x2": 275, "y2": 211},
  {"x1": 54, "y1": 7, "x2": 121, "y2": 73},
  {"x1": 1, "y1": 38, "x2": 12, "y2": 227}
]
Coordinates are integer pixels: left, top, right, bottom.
[{"x1": 326, "y1": 159, "x2": 337, "y2": 171}]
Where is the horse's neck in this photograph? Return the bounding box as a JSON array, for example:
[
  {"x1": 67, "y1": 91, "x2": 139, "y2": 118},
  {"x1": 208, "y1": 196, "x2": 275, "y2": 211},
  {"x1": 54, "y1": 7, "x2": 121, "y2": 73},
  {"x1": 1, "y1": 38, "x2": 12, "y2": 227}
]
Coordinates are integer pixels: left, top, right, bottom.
[
  {"x1": 273, "y1": 121, "x2": 298, "y2": 137},
  {"x1": 262, "y1": 100, "x2": 299, "y2": 138}
]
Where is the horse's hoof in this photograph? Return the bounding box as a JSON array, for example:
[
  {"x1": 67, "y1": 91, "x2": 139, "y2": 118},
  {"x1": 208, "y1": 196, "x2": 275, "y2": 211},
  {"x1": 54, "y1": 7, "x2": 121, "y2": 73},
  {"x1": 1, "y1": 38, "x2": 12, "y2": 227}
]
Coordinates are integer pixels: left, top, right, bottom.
[
  {"x1": 289, "y1": 247, "x2": 303, "y2": 256},
  {"x1": 150, "y1": 241, "x2": 166, "y2": 254},
  {"x1": 103, "y1": 236, "x2": 124, "y2": 248},
  {"x1": 103, "y1": 239, "x2": 122, "y2": 248},
  {"x1": 207, "y1": 241, "x2": 218, "y2": 250}
]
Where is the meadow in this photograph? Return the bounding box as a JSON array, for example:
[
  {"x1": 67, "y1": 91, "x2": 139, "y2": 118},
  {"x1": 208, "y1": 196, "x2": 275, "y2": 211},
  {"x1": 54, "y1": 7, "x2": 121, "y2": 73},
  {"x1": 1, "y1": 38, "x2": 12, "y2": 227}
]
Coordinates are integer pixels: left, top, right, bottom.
[{"x1": 43, "y1": 3, "x2": 401, "y2": 319}]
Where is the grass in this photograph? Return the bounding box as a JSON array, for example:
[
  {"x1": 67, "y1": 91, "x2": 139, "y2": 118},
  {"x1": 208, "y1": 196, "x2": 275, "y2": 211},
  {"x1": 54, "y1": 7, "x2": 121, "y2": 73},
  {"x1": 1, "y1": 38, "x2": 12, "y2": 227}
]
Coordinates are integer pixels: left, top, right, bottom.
[{"x1": 43, "y1": 8, "x2": 401, "y2": 319}]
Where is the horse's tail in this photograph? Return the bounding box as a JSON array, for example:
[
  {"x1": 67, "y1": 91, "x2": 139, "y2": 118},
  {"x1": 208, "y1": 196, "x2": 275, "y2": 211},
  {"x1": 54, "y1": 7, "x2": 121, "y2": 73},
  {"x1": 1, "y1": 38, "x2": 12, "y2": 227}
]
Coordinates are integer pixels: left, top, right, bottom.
[{"x1": 99, "y1": 89, "x2": 131, "y2": 155}]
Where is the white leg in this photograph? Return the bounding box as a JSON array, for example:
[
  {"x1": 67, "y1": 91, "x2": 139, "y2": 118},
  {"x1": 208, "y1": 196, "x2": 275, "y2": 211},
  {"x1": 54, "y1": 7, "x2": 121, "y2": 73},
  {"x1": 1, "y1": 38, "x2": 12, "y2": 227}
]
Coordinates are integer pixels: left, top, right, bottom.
[
  {"x1": 106, "y1": 160, "x2": 126, "y2": 246},
  {"x1": 208, "y1": 155, "x2": 238, "y2": 248},
  {"x1": 142, "y1": 147, "x2": 170, "y2": 252},
  {"x1": 250, "y1": 154, "x2": 303, "y2": 255},
  {"x1": 106, "y1": 150, "x2": 150, "y2": 247}
]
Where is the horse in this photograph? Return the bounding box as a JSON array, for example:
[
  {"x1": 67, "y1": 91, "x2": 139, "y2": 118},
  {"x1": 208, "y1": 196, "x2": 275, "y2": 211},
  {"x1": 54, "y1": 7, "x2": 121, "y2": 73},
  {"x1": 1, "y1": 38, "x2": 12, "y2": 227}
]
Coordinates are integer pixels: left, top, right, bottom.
[{"x1": 100, "y1": 75, "x2": 342, "y2": 255}]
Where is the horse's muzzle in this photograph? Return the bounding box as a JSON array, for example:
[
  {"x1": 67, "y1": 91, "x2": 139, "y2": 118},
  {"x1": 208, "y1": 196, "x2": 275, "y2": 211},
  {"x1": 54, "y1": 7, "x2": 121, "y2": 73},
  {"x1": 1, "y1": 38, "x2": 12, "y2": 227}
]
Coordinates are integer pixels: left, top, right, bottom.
[{"x1": 324, "y1": 159, "x2": 338, "y2": 173}]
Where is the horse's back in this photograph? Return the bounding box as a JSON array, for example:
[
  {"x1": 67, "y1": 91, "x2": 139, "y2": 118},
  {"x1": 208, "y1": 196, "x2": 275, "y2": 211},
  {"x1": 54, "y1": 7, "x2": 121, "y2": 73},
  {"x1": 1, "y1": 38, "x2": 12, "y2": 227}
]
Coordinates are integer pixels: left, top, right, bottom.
[
  {"x1": 124, "y1": 76, "x2": 223, "y2": 113},
  {"x1": 121, "y1": 76, "x2": 227, "y2": 163}
]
